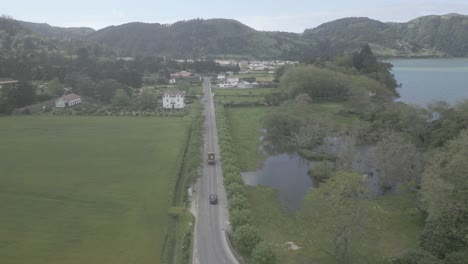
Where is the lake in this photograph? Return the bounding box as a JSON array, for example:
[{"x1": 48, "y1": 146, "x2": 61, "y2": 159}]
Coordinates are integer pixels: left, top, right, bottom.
[{"x1": 389, "y1": 58, "x2": 468, "y2": 106}]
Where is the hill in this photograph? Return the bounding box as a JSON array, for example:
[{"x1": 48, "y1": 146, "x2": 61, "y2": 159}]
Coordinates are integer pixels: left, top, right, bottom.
[
  {"x1": 3, "y1": 14, "x2": 468, "y2": 59},
  {"x1": 18, "y1": 20, "x2": 95, "y2": 39},
  {"x1": 87, "y1": 18, "x2": 311, "y2": 59},
  {"x1": 303, "y1": 14, "x2": 468, "y2": 57}
]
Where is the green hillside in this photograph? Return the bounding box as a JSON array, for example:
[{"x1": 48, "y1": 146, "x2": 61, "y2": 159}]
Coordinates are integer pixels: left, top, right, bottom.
[{"x1": 3, "y1": 14, "x2": 468, "y2": 59}]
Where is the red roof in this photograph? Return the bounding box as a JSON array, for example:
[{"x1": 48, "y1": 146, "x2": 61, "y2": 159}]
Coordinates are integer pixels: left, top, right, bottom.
[{"x1": 60, "y1": 93, "x2": 81, "y2": 101}]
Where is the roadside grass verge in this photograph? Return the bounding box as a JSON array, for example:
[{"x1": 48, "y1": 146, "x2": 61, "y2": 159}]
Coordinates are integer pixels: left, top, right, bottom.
[
  {"x1": 0, "y1": 115, "x2": 191, "y2": 264},
  {"x1": 226, "y1": 107, "x2": 272, "y2": 171},
  {"x1": 162, "y1": 102, "x2": 203, "y2": 264}
]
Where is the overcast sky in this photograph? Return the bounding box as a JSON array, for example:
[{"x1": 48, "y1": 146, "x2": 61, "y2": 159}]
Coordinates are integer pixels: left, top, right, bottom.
[{"x1": 2, "y1": 0, "x2": 468, "y2": 32}]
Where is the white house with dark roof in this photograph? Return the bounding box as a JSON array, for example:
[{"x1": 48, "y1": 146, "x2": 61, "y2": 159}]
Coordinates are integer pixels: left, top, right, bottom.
[
  {"x1": 55, "y1": 93, "x2": 81, "y2": 108},
  {"x1": 163, "y1": 90, "x2": 185, "y2": 109}
]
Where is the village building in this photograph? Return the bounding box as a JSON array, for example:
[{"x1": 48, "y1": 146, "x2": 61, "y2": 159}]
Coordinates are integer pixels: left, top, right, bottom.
[
  {"x1": 162, "y1": 90, "x2": 185, "y2": 109},
  {"x1": 237, "y1": 81, "x2": 253, "y2": 89},
  {"x1": 218, "y1": 83, "x2": 235, "y2": 88},
  {"x1": 170, "y1": 71, "x2": 192, "y2": 79},
  {"x1": 55, "y1": 93, "x2": 82, "y2": 108},
  {"x1": 217, "y1": 74, "x2": 226, "y2": 81}
]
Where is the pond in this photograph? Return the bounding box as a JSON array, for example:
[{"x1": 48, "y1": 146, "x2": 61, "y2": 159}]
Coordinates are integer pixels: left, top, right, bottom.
[
  {"x1": 241, "y1": 153, "x2": 315, "y2": 211},
  {"x1": 241, "y1": 141, "x2": 384, "y2": 211}
]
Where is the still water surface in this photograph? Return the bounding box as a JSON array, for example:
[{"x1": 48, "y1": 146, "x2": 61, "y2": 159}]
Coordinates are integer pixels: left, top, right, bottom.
[
  {"x1": 389, "y1": 58, "x2": 468, "y2": 106},
  {"x1": 241, "y1": 154, "x2": 314, "y2": 211}
]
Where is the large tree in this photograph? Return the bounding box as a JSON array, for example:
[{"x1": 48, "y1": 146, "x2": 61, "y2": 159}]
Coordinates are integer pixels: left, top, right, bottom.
[
  {"x1": 369, "y1": 132, "x2": 423, "y2": 194},
  {"x1": 302, "y1": 172, "x2": 379, "y2": 264}
]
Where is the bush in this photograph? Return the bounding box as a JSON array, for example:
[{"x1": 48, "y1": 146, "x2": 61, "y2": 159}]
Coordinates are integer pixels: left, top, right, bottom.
[
  {"x1": 226, "y1": 182, "x2": 246, "y2": 198},
  {"x1": 251, "y1": 242, "x2": 277, "y2": 264},
  {"x1": 308, "y1": 161, "x2": 335, "y2": 182},
  {"x1": 230, "y1": 208, "x2": 254, "y2": 230},
  {"x1": 228, "y1": 194, "x2": 249, "y2": 211},
  {"x1": 233, "y1": 224, "x2": 262, "y2": 256}
]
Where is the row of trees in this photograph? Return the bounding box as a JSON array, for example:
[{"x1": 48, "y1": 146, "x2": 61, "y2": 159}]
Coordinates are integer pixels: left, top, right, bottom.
[{"x1": 215, "y1": 105, "x2": 276, "y2": 264}]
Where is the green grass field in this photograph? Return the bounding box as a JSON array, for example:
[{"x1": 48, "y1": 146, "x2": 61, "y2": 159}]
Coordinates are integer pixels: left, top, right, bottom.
[
  {"x1": 226, "y1": 107, "x2": 272, "y2": 171},
  {"x1": 214, "y1": 88, "x2": 276, "y2": 105},
  {"x1": 225, "y1": 102, "x2": 354, "y2": 171},
  {"x1": 236, "y1": 71, "x2": 273, "y2": 82},
  {"x1": 0, "y1": 116, "x2": 191, "y2": 264},
  {"x1": 214, "y1": 88, "x2": 276, "y2": 96}
]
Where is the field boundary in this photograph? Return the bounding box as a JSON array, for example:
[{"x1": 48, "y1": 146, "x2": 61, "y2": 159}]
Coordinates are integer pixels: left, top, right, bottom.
[{"x1": 161, "y1": 103, "x2": 203, "y2": 264}]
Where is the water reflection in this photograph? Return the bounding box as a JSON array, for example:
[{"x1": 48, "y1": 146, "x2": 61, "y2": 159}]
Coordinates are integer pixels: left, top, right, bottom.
[{"x1": 241, "y1": 153, "x2": 315, "y2": 211}]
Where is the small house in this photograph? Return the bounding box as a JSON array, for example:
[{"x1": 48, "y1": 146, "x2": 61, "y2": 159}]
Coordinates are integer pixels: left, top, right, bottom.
[
  {"x1": 237, "y1": 81, "x2": 253, "y2": 89},
  {"x1": 55, "y1": 93, "x2": 81, "y2": 108},
  {"x1": 163, "y1": 90, "x2": 185, "y2": 109}
]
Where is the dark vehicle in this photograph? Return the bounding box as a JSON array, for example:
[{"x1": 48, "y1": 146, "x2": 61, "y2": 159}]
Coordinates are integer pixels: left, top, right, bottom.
[
  {"x1": 209, "y1": 194, "x2": 218, "y2": 204},
  {"x1": 208, "y1": 152, "x2": 216, "y2": 164}
]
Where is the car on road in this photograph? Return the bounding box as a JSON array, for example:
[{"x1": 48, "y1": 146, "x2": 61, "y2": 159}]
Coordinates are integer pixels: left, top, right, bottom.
[{"x1": 209, "y1": 194, "x2": 218, "y2": 204}]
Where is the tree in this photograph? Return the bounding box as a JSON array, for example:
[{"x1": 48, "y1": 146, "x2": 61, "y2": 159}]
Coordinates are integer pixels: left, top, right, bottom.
[
  {"x1": 233, "y1": 224, "x2": 262, "y2": 256},
  {"x1": 228, "y1": 194, "x2": 249, "y2": 211},
  {"x1": 46, "y1": 78, "x2": 64, "y2": 97},
  {"x1": 289, "y1": 120, "x2": 327, "y2": 149},
  {"x1": 369, "y1": 132, "x2": 422, "y2": 194},
  {"x1": 1, "y1": 81, "x2": 36, "y2": 112},
  {"x1": 251, "y1": 242, "x2": 276, "y2": 264},
  {"x1": 225, "y1": 182, "x2": 246, "y2": 198},
  {"x1": 96, "y1": 79, "x2": 122, "y2": 103},
  {"x1": 64, "y1": 72, "x2": 96, "y2": 97},
  {"x1": 140, "y1": 89, "x2": 158, "y2": 109},
  {"x1": 420, "y1": 130, "x2": 468, "y2": 258},
  {"x1": 264, "y1": 91, "x2": 287, "y2": 106},
  {"x1": 111, "y1": 88, "x2": 131, "y2": 106},
  {"x1": 230, "y1": 208, "x2": 253, "y2": 230},
  {"x1": 302, "y1": 172, "x2": 378, "y2": 264},
  {"x1": 176, "y1": 80, "x2": 190, "y2": 93}
]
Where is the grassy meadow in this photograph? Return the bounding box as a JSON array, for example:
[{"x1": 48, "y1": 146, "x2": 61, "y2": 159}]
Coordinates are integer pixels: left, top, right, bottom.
[
  {"x1": 214, "y1": 88, "x2": 275, "y2": 105},
  {"x1": 236, "y1": 71, "x2": 274, "y2": 82},
  {"x1": 0, "y1": 116, "x2": 191, "y2": 264}
]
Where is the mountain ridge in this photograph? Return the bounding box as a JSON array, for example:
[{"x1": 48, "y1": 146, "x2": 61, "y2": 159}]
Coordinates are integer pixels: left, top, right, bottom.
[{"x1": 3, "y1": 13, "x2": 468, "y2": 59}]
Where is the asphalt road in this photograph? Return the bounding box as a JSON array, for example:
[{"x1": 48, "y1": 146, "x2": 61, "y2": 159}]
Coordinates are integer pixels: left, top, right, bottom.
[{"x1": 192, "y1": 77, "x2": 239, "y2": 264}]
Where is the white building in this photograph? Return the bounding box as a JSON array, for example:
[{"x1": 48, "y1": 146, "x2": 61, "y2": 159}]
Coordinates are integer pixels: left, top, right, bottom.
[
  {"x1": 163, "y1": 90, "x2": 185, "y2": 109},
  {"x1": 55, "y1": 93, "x2": 81, "y2": 108},
  {"x1": 217, "y1": 74, "x2": 226, "y2": 81},
  {"x1": 237, "y1": 81, "x2": 253, "y2": 89},
  {"x1": 218, "y1": 83, "x2": 235, "y2": 88}
]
